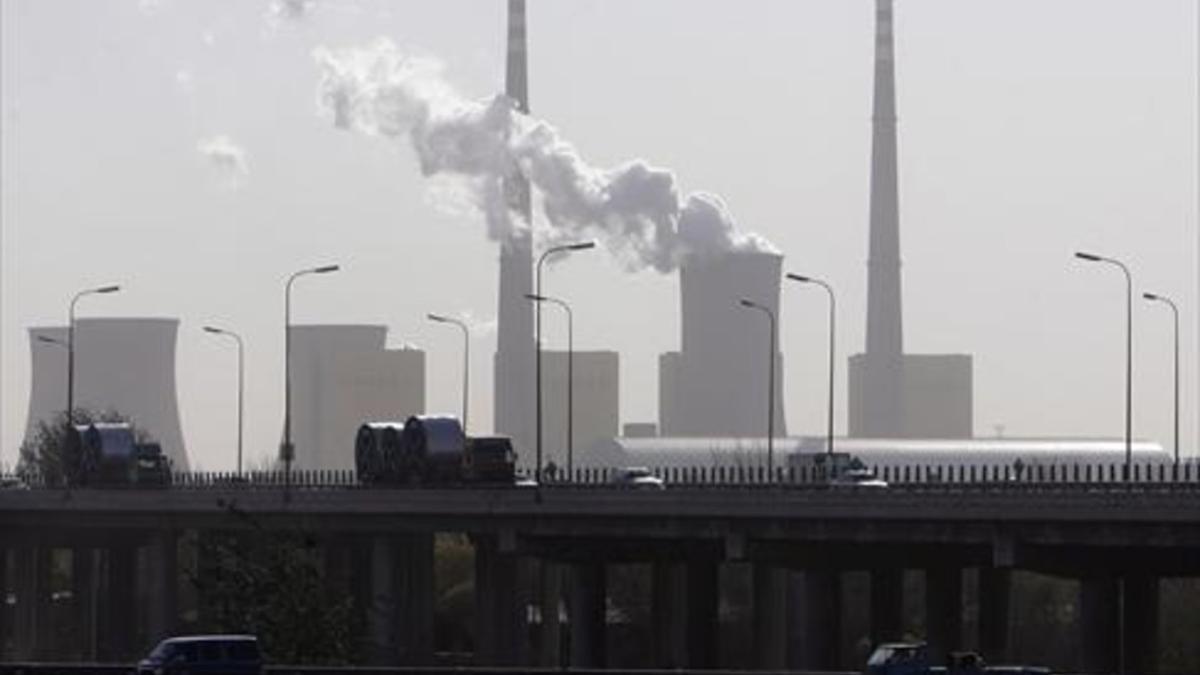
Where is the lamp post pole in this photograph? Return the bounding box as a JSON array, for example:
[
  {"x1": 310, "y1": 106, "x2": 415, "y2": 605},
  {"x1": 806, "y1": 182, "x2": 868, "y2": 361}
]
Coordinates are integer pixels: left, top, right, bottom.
[
  {"x1": 204, "y1": 326, "x2": 245, "y2": 476},
  {"x1": 1143, "y1": 292, "x2": 1180, "y2": 468},
  {"x1": 739, "y1": 299, "x2": 776, "y2": 477},
  {"x1": 1075, "y1": 251, "x2": 1133, "y2": 480},
  {"x1": 787, "y1": 274, "x2": 837, "y2": 458},
  {"x1": 283, "y1": 264, "x2": 340, "y2": 498},
  {"x1": 67, "y1": 285, "x2": 121, "y2": 427},
  {"x1": 527, "y1": 294, "x2": 574, "y2": 477},
  {"x1": 428, "y1": 314, "x2": 471, "y2": 433},
  {"x1": 534, "y1": 241, "x2": 594, "y2": 484}
]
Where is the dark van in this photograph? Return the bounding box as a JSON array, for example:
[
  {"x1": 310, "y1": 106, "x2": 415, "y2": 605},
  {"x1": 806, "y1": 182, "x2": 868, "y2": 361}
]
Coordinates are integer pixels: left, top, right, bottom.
[{"x1": 138, "y1": 635, "x2": 262, "y2": 675}]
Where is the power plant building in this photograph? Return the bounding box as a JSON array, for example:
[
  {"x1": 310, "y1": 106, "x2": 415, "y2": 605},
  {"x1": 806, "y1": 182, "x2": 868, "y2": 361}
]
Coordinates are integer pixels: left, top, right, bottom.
[
  {"x1": 286, "y1": 325, "x2": 425, "y2": 471},
  {"x1": 659, "y1": 250, "x2": 787, "y2": 438},
  {"x1": 536, "y1": 350, "x2": 619, "y2": 471},
  {"x1": 25, "y1": 319, "x2": 190, "y2": 470}
]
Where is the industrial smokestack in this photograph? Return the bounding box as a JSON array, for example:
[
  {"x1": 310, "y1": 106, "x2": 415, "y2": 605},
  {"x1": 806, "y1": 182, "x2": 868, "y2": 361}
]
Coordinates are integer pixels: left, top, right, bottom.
[
  {"x1": 859, "y1": 0, "x2": 905, "y2": 436},
  {"x1": 494, "y1": 0, "x2": 536, "y2": 452}
]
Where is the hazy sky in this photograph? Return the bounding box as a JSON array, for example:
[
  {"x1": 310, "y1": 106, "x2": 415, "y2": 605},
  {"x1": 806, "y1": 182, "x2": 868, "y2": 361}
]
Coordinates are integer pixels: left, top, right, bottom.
[{"x1": 2, "y1": 0, "x2": 1196, "y2": 470}]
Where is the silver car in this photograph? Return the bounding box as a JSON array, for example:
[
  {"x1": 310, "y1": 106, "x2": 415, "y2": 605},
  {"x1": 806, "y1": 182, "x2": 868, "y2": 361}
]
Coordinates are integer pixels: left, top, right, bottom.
[{"x1": 611, "y1": 466, "x2": 666, "y2": 490}]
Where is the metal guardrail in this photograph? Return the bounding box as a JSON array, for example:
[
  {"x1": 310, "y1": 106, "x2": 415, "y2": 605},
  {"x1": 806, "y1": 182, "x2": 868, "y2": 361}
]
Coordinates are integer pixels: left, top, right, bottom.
[{"x1": 3, "y1": 461, "x2": 1199, "y2": 492}]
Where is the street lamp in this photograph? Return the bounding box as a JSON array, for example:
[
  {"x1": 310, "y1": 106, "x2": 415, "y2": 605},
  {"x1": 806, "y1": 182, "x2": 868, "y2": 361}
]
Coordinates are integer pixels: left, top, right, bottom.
[
  {"x1": 427, "y1": 314, "x2": 470, "y2": 433},
  {"x1": 68, "y1": 285, "x2": 121, "y2": 427},
  {"x1": 739, "y1": 298, "x2": 776, "y2": 477},
  {"x1": 526, "y1": 293, "x2": 575, "y2": 477},
  {"x1": 204, "y1": 326, "x2": 246, "y2": 476},
  {"x1": 283, "y1": 264, "x2": 340, "y2": 495},
  {"x1": 786, "y1": 273, "x2": 837, "y2": 459},
  {"x1": 1074, "y1": 251, "x2": 1133, "y2": 480},
  {"x1": 1143, "y1": 292, "x2": 1180, "y2": 468},
  {"x1": 534, "y1": 241, "x2": 594, "y2": 483}
]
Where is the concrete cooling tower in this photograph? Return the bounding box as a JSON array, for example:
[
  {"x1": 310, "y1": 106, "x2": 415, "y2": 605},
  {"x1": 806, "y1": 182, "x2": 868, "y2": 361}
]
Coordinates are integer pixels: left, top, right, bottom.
[
  {"x1": 26, "y1": 318, "x2": 189, "y2": 470},
  {"x1": 286, "y1": 325, "x2": 425, "y2": 471},
  {"x1": 660, "y1": 251, "x2": 787, "y2": 438}
]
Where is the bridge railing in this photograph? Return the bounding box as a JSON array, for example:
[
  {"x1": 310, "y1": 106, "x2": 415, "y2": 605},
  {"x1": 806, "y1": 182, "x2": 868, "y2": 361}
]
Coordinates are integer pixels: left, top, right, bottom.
[{"x1": 2, "y1": 461, "x2": 1198, "y2": 491}]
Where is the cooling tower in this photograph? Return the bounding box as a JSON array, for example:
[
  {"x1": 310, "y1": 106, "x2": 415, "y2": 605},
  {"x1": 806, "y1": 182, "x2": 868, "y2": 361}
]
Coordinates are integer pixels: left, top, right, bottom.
[
  {"x1": 286, "y1": 325, "x2": 425, "y2": 470},
  {"x1": 668, "y1": 251, "x2": 787, "y2": 438},
  {"x1": 26, "y1": 318, "x2": 189, "y2": 470}
]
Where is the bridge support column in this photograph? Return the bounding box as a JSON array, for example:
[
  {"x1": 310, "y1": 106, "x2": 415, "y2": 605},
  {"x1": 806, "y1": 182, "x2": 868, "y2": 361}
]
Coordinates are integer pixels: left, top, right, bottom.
[
  {"x1": 569, "y1": 562, "x2": 606, "y2": 668},
  {"x1": 791, "y1": 569, "x2": 841, "y2": 670},
  {"x1": 1122, "y1": 573, "x2": 1159, "y2": 675},
  {"x1": 537, "y1": 560, "x2": 563, "y2": 666},
  {"x1": 103, "y1": 541, "x2": 138, "y2": 661},
  {"x1": 925, "y1": 567, "x2": 962, "y2": 662},
  {"x1": 12, "y1": 544, "x2": 45, "y2": 660},
  {"x1": 145, "y1": 531, "x2": 178, "y2": 644},
  {"x1": 366, "y1": 536, "x2": 396, "y2": 664},
  {"x1": 685, "y1": 559, "x2": 719, "y2": 668},
  {"x1": 753, "y1": 563, "x2": 787, "y2": 669},
  {"x1": 1080, "y1": 572, "x2": 1119, "y2": 675},
  {"x1": 870, "y1": 568, "x2": 904, "y2": 645},
  {"x1": 652, "y1": 561, "x2": 687, "y2": 668},
  {"x1": 474, "y1": 534, "x2": 525, "y2": 666},
  {"x1": 397, "y1": 533, "x2": 434, "y2": 664},
  {"x1": 72, "y1": 547, "x2": 98, "y2": 660},
  {"x1": 978, "y1": 567, "x2": 1010, "y2": 660}
]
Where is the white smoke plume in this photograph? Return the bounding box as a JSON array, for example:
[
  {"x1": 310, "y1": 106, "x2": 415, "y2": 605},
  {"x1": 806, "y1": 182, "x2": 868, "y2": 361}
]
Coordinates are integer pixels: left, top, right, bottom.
[
  {"x1": 197, "y1": 135, "x2": 249, "y2": 188},
  {"x1": 314, "y1": 39, "x2": 775, "y2": 273}
]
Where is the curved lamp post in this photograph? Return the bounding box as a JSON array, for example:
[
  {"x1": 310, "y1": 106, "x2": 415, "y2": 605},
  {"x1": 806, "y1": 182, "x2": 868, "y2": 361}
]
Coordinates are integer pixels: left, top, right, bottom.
[
  {"x1": 68, "y1": 285, "x2": 121, "y2": 426},
  {"x1": 428, "y1": 313, "x2": 471, "y2": 433},
  {"x1": 739, "y1": 298, "x2": 776, "y2": 477},
  {"x1": 204, "y1": 325, "x2": 245, "y2": 476},
  {"x1": 1074, "y1": 251, "x2": 1133, "y2": 480},
  {"x1": 786, "y1": 273, "x2": 837, "y2": 458},
  {"x1": 526, "y1": 293, "x2": 575, "y2": 477},
  {"x1": 283, "y1": 264, "x2": 340, "y2": 497},
  {"x1": 1143, "y1": 292, "x2": 1179, "y2": 468},
  {"x1": 534, "y1": 241, "x2": 594, "y2": 483}
]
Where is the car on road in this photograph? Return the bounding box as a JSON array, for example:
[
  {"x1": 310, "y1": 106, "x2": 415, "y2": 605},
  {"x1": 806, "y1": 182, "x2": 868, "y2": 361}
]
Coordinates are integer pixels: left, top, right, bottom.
[
  {"x1": 138, "y1": 635, "x2": 262, "y2": 675},
  {"x1": 831, "y1": 467, "x2": 889, "y2": 488},
  {"x1": 611, "y1": 466, "x2": 666, "y2": 490}
]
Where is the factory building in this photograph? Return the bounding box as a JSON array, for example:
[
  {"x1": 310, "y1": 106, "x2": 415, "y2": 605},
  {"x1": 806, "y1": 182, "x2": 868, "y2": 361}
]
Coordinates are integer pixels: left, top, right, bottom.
[
  {"x1": 25, "y1": 319, "x2": 190, "y2": 470},
  {"x1": 286, "y1": 325, "x2": 425, "y2": 471},
  {"x1": 536, "y1": 350, "x2": 619, "y2": 471}
]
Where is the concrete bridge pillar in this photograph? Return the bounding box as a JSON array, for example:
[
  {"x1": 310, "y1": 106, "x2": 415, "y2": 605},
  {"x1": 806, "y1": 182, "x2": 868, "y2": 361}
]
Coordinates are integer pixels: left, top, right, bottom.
[
  {"x1": 397, "y1": 533, "x2": 434, "y2": 664},
  {"x1": 652, "y1": 561, "x2": 687, "y2": 668},
  {"x1": 72, "y1": 547, "x2": 98, "y2": 660},
  {"x1": 685, "y1": 559, "x2": 719, "y2": 668},
  {"x1": 103, "y1": 541, "x2": 138, "y2": 661},
  {"x1": 568, "y1": 562, "x2": 606, "y2": 668},
  {"x1": 791, "y1": 569, "x2": 841, "y2": 670},
  {"x1": 752, "y1": 563, "x2": 787, "y2": 669},
  {"x1": 537, "y1": 560, "x2": 563, "y2": 666},
  {"x1": 1122, "y1": 573, "x2": 1159, "y2": 675},
  {"x1": 145, "y1": 531, "x2": 179, "y2": 644},
  {"x1": 473, "y1": 533, "x2": 526, "y2": 665},
  {"x1": 11, "y1": 544, "x2": 46, "y2": 660},
  {"x1": 367, "y1": 535, "x2": 397, "y2": 664},
  {"x1": 870, "y1": 568, "x2": 904, "y2": 645},
  {"x1": 0, "y1": 547, "x2": 6, "y2": 660},
  {"x1": 924, "y1": 567, "x2": 962, "y2": 661},
  {"x1": 978, "y1": 567, "x2": 1010, "y2": 661},
  {"x1": 1080, "y1": 572, "x2": 1119, "y2": 675}
]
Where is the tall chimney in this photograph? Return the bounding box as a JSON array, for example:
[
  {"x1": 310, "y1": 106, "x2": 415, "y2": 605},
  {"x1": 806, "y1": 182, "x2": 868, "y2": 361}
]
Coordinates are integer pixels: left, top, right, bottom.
[
  {"x1": 861, "y1": 0, "x2": 905, "y2": 436},
  {"x1": 494, "y1": 0, "x2": 535, "y2": 453}
]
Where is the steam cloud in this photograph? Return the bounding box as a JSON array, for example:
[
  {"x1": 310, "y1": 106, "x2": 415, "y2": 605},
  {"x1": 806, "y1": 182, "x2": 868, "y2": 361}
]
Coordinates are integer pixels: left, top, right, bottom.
[
  {"x1": 314, "y1": 39, "x2": 775, "y2": 272},
  {"x1": 197, "y1": 135, "x2": 249, "y2": 188}
]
